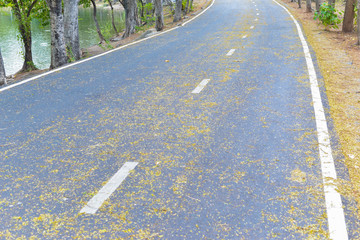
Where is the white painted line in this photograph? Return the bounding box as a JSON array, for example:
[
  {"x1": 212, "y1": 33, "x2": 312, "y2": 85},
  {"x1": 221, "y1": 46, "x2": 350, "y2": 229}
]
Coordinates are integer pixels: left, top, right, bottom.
[
  {"x1": 273, "y1": 0, "x2": 348, "y2": 239},
  {"x1": 255, "y1": 18, "x2": 258, "y2": 21},
  {"x1": 80, "y1": 162, "x2": 138, "y2": 214},
  {"x1": 226, "y1": 49, "x2": 236, "y2": 56},
  {"x1": 0, "y1": 0, "x2": 216, "y2": 93},
  {"x1": 192, "y1": 79, "x2": 210, "y2": 94},
  {"x1": 256, "y1": 8, "x2": 259, "y2": 10},
  {"x1": 250, "y1": 26, "x2": 255, "y2": 29},
  {"x1": 256, "y1": 13, "x2": 260, "y2": 16},
  {"x1": 242, "y1": 35, "x2": 248, "y2": 39}
]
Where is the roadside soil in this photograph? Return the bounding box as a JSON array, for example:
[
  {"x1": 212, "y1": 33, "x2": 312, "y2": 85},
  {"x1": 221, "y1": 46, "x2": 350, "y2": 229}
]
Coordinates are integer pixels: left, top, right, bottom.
[
  {"x1": 280, "y1": 0, "x2": 360, "y2": 215},
  {"x1": 8, "y1": 0, "x2": 211, "y2": 82}
]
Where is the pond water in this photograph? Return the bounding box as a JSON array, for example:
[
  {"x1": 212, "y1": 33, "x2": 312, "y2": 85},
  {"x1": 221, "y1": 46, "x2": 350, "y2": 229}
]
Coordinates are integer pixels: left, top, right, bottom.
[{"x1": 0, "y1": 7, "x2": 125, "y2": 75}]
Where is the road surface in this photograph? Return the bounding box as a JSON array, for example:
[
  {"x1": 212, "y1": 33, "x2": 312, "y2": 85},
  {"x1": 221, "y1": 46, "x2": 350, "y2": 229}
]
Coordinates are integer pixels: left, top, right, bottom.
[{"x1": 1, "y1": 0, "x2": 359, "y2": 238}]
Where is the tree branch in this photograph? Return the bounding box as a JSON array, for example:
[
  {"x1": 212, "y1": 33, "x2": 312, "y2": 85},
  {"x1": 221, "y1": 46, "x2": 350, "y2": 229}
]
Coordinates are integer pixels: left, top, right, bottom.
[{"x1": 27, "y1": 0, "x2": 39, "y2": 18}]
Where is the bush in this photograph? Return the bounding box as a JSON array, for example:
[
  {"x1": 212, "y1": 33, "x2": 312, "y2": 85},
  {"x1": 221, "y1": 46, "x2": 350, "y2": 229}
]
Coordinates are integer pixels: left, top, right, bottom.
[{"x1": 314, "y1": 3, "x2": 342, "y2": 29}]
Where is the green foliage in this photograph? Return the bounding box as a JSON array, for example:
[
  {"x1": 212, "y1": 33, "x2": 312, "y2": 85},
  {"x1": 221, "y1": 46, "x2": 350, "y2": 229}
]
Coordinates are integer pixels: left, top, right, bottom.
[
  {"x1": 182, "y1": 0, "x2": 186, "y2": 9},
  {"x1": 139, "y1": 2, "x2": 155, "y2": 24},
  {"x1": 314, "y1": 3, "x2": 342, "y2": 29},
  {"x1": 25, "y1": 61, "x2": 37, "y2": 70},
  {"x1": 354, "y1": 4, "x2": 358, "y2": 26}
]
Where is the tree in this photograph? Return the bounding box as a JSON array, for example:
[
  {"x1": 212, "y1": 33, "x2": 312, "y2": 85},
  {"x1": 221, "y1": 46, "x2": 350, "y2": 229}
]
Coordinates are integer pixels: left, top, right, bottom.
[
  {"x1": 184, "y1": 0, "x2": 190, "y2": 15},
  {"x1": 64, "y1": 0, "x2": 81, "y2": 61},
  {"x1": 173, "y1": 0, "x2": 182, "y2": 22},
  {"x1": 315, "y1": 0, "x2": 320, "y2": 12},
  {"x1": 154, "y1": 0, "x2": 163, "y2": 31},
  {"x1": 0, "y1": 47, "x2": 6, "y2": 85},
  {"x1": 342, "y1": 0, "x2": 356, "y2": 32},
  {"x1": 306, "y1": 0, "x2": 312, "y2": 12},
  {"x1": 0, "y1": 0, "x2": 43, "y2": 72},
  {"x1": 119, "y1": 0, "x2": 140, "y2": 38},
  {"x1": 46, "y1": 0, "x2": 68, "y2": 69},
  {"x1": 90, "y1": 0, "x2": 106, "y2": 43},
  {"x1": 107, "y1": 0, "x2": 119, "y2": 36}
]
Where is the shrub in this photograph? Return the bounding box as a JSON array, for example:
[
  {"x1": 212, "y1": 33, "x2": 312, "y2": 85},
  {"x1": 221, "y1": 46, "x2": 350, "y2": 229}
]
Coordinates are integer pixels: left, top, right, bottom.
[{"x1": 314, "y1": 3, "x2": 342, "y2": 29}]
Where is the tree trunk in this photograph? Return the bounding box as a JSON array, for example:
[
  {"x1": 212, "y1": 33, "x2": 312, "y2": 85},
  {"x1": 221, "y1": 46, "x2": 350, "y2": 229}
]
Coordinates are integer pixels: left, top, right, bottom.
[
  {"x1": 298, "y1": 0, "x2": 301, "y2": 8},
  {"x1": 0, "y1": 47, "x2": 6, "y2": 85},
  {"x1": 120, "y1": 0, "x2": 140, "y2": 38},
  {"x1": 64, "y1": 0, "x2": 81, "y2": 61},
  {"x1": 184, "y1": 0, "x2": 190, "y2": 14},
  {"x1": 306, "y1": 0, "x2": 312, "y2": 12},
  {"x1": 315, "y1": 0, "x2": 320, "y2": 11},
  {"x1": 342, "y1": 0, "x2": 356, "y2": 32},
  {"x1": 20, "y1": 22, "x2": 36, "y2": 72},
  {"x1": 189, "y1": 0, "x2": 193, "y2": 11},
  {"x1": 358, "y1": 0, "x2": 360, "y2": 45},
  {"x1": 46, "y1": 0, "x2": 68, "y2": 69},
  {"x1": 12, "y1": 0, "x2": 37, "y2": 72},
  {"x1": 154, "y1": 0, "x2": 164, "y2": 31},
  {"x1": 173, "y1": 0, "x2": 182, "y2": 22},
  {"x1": 90, "y1": 0, "x2": 106, "y2": 43},
  {"x1": 108, "y1": 0, "x2": 119, "y2": 35}
]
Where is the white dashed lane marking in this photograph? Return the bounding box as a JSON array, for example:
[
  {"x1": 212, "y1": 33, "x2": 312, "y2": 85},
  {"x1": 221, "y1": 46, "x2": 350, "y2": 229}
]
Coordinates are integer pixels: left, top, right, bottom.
[
  {"x1": 192, "y1": 79, "x2": 210, "y2": 94},
  {"x1": 226, "y1": 49, "x2": 236, "y2": 56},
  {"x1": 80, "y1": 162, "x2": 138, "y2": 214}
]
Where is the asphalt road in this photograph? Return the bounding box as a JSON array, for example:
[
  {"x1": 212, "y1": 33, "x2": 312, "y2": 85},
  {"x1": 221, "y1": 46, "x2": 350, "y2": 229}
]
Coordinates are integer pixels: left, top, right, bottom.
[{"x1": 1, "y1": 0, "x2": 359, "y2": 238}]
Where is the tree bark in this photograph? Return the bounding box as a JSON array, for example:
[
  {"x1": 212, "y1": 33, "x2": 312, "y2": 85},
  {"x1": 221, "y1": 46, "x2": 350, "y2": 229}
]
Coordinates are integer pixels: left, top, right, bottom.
[
  {"x1": 64, "y1": 0, "x2": 81, "y2": 61},
  {"x1": 173, "y1": 0, "x2": 182, "y2": 22},
  {"x1": 306, "y1": 0, "x2": 312, "y2": 12},
  {"x1": 315, "y1": 0, "x2": 320, "y2": 11},
  {"x1": 46, "y1": 0, "x2": 68, "y2": 69},
  {"x1": 90, "y1": 0, "x2": 106, "y2": 43},
  {"x1": 154, "y1": 0, "x2": 164, "y2": 31},
  {"x1": 108, "y1": 0, "x2": 119, "y2": 35},
  {"x1": 0, "y1": 47, "x2": 6, "y2": 85},
  {"x1": 184, "y1": 0, "x2": 190, "y2": 14},
  {"x1": 342, "y1": 0, "x2": 356, "y2": 32},
  {"x1": 120, "y1": 0, "x2": 140, "y2": 38},
  {"x1": 298, "y1": 0, "x2": 301, "y2": 8}
]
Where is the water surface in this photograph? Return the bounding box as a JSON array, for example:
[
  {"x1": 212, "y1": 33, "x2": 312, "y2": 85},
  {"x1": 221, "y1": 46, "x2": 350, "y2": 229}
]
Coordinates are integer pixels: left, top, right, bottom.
[{"x1": 0, "y1": 7, "x2": 125, "y2": 75}]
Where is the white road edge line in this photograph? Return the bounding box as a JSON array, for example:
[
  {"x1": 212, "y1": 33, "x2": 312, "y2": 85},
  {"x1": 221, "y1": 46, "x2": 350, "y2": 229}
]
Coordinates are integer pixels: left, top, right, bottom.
[
  {"x1": 226, "y1": 49, "x2": 236, "y2": 56},
  {"x1": 273, "y1": 0, "x2": 348, "y2": 239},
  {"x1": 250, "y1": 26, "x2": 255, "y2": 29},
  {"x1": 80, "y1": 162, "x2": 138, "y2": 214},
  {"x1": 0, "y1": 0, "x2": 216, "y2": 93},
  {"x1": 192, "y1": 79, "x2": 210, "y2": 94},
  {"x1": 242, "y1": 35, "x2": 248, "y2": 39}
]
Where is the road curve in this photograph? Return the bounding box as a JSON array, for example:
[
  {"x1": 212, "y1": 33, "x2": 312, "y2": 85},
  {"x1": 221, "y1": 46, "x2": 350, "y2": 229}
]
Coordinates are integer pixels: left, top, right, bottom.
[{"x1": 1, "y1": 0, "x2": 359, "y2": 238}]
